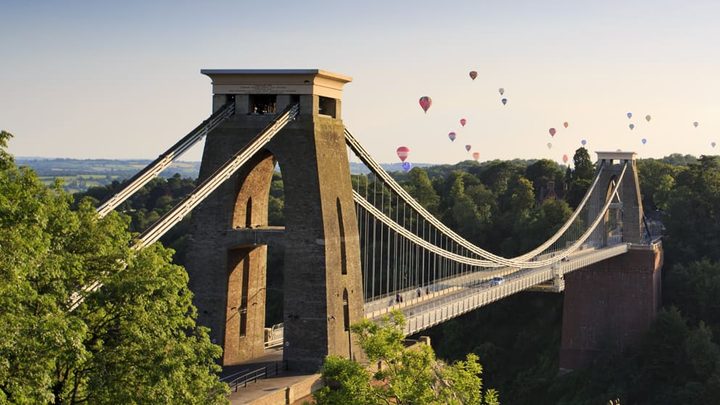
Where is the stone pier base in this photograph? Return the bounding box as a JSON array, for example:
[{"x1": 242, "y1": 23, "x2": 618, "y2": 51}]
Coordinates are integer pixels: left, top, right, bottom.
[{"x1": 559, "y1": 243, "x2": 663, "y2": 370}]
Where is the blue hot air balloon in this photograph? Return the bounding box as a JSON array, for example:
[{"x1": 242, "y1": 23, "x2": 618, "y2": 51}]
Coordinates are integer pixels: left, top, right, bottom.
[
  {"x1": 581, "y1": 139, "x2": 587, "y2": 146},
  {"x1": 641, "y1": 138, "x2": 647, "y2": 145},
  {"x1": 402, "y1": 161, "x2": 413, "y2": 172}
]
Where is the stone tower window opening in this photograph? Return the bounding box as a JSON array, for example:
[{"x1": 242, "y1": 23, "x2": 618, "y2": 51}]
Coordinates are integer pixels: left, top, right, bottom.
[
  {"x1": 249, "y1": 94, "x2": 277, "y2": 115},
  {"x1": 318, "y1": 96, "x2": 337, "y2": 118}
]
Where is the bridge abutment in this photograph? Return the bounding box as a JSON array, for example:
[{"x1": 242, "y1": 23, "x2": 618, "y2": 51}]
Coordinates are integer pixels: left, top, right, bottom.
[{"x1": 559, "y1": 243, "x2": 663, "y2": 370}]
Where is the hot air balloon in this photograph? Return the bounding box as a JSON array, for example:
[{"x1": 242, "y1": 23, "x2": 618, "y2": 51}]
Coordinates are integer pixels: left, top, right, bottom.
[
  {"x1": 501, "y1": 98, "x2": 507, "y2": 105},
  {"x1": 419, "y1": 96, "x2": 432, "y2": 113},
  {"x1": 627, "y1": 112, "x2": 632, "y2": 119},
  {"x1": 472, "y1": 152, "x2": 480, "y2": 161},
  {"x1": 460, "y1": 118, "x2": 467, "y2": 127},
  {"x1": 469, "y1": 71, "x2": 477, "y2": 80},
  {"x1": 448, "y1": 132, "x2": 456, "y2": 142},
  {"x1": 562, "y1": 154, "x2": 569, "y2": 163},
  {"x1": 402, "y1": 161, "x2": 413, "y2": 172},
  {"x1": 712, "y1": 142, "x2": 717, "y2": 148},
  {"x1": 645, "y1": 115, "x2": 652, "y2": 122},
  {"x1": 549, "y1": 128, "x2": 556, "y2": 137},
  {"x1": 465, "y1": 144, "x2": 472, "y2": 152},
  {"x1": 499, "y1": 88, "x2": 505, "y2": 95},
  {"x1": 547, "y1": 142, "x2": 552, "y2": 149},
  {"x1": 563, "y1": 122, "x2": 569, "y2": 129},
  {"x1": 629, "y1": 123, "x2": 635, "y2": 130},
  {"x1": 396, "y1": 146, "x2": 410, "y2": 162},
  {"x1": 641, "y1": 138, "x2": 647, "y2": 144},
  {"x1": 694, "y1": 121, "x2": 699, "y2": 128},
  {"x1": 581, "y1": 139, "x2": 587, "y2": 146}
]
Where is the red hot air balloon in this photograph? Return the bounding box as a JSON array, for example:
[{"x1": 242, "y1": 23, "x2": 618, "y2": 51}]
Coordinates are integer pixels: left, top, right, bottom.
[
  {"x1": 419, "y1": 96, "x2": 432, "y2": 113},
  {"x1": 563, "y1": 122, "x2": 569, "y2": 129},
  {"x1": 460, "y1": 118, "x2": 467, "y2": 127},
  {"x1": 465, "y1": 144, "x2": 472, "y2": 152},
  {"x1": 448, "y1": 132, "x2": 457, "y2": 142},
  {"x1": 396, "y1": 146, "x2": 410, "y2": 162},
  {"x1": 549, "y1": 128, "x2": 556, "y2": 137},
  {"x1": 469, "y1": 71, "x2": 478, "y2": 80},
  {"x1": 472, "y1": 152, "x2": 480, "y2": 161},
  {"x1": 562, "y1": 154, "x2": 569, "y2": 163}
]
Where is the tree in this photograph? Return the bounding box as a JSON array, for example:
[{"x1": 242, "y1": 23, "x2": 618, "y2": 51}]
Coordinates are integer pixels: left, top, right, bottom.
[
  {"x1": 443, "y1": 173, "x2": 481, "y2": 241},
  {"x1": 664, "y1": 156, "x2": 720, "y2": 263},
  {"x1": 478, "y1": 161, "x2": 523, "y2": 197},
  {"x1": 314, "y1": 311, "x2": 499, "y2": 405},
  {"x1": 0, "y1": 131, "x2": 228, "y2": 404},
  {"x1": 521, "y1": 198, "x2": 573, "y2": 253},
  {"x1": 637, "y1": 159, "x2": 682, "y2": 210},
  {"x1": 572, "y1": 147, "x2": 594, "y2": 182},
  {"x1": 525, "y1": 159, "x2": 564, "y2": 200},
  {"x1": 405, "y1": 168, "x2": 441, "y2": 215},
  {"x1": 565, "y1": 148, "x2": 594, "y2": 208},
  {"x1": 506, "y1": 176, "x2": 535, "y2": 215},
  {"x1": 664, "y1": 260, "x2": 720, "y2": 327}
]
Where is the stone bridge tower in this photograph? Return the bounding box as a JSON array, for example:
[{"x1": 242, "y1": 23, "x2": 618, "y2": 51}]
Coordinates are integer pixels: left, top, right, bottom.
[
  {"x1": 185, "y1": 70, "x2": 364, "y2": 371},
  {"x1": 587, "y1": 151, "x2": 646, "y2": 245},
  {"x1": 560, "y1": 151, "x2": 663, "y2": 370}
]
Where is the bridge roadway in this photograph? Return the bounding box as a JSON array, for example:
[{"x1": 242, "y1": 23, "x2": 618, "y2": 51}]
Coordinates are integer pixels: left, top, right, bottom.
[{"x1": 364, "y1": 242, "x2": 630, "y2": 335}]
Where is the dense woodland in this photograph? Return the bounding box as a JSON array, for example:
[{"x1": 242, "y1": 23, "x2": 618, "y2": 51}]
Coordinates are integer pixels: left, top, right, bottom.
[
  {"x1": 78, "y1": 149, "x2": 720, "y2": 404},
  {"x1": 6, "y1": 124, "x2": 720, "y2": 404}
]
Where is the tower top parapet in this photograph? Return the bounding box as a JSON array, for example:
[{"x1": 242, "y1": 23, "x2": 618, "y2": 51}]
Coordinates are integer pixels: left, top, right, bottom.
[
  {"x1": 201, "y1": 69, "x2": 352, "y2": 99},
  {"x1": 596, "y1": 151, "x2": 637, "y2": 163},
  {"x1": 202, "y1": 69, "x2": 351, "y2": 118}
]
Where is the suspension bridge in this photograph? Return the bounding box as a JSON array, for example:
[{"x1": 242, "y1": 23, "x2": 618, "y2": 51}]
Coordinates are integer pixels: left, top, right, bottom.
[{"x1": 75, "y1": 69, "x2": 663, "y2": 377}]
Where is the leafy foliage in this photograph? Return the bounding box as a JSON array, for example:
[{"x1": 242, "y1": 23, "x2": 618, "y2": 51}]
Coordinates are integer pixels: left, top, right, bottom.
[
  {"x1": 0, "y1": 132, "x2": 228, "y2": 404},
  {"x1": 314, "y1": 311, "x2": 499, "y2": 405}
]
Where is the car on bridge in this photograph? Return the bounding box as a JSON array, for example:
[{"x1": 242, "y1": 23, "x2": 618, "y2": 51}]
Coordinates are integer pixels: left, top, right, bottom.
[{"x1": 489, "y1": 277, "x2": 505, "y2": 286}]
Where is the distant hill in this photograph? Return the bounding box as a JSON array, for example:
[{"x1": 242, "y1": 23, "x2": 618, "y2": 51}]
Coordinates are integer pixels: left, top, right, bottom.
[
  {"x1": 16, "y1": 158, "x2": 436, "y2": 193},
  {"x1": 16, "y1": 158, "x2": 202, "y2": 194}
]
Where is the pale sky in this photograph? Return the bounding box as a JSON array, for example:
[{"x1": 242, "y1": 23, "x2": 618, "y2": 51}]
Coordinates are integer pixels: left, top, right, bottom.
[{"x1": 1, "y1": 0, "x2": 719, "y2": 165}]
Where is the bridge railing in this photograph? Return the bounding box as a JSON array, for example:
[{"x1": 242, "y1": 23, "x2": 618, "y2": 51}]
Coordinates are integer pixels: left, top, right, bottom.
[
  {"x1": 224, "y1": 360, "x2": 288, "y2": 392},
  {"x1": 264, "y1": 323, "x2": 284, "y2": 349}
]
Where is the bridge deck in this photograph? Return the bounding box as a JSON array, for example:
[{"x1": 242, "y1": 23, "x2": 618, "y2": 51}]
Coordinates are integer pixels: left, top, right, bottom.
[{"x1": 365, "y1": 243, "x2": 629, "y2": 335}]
